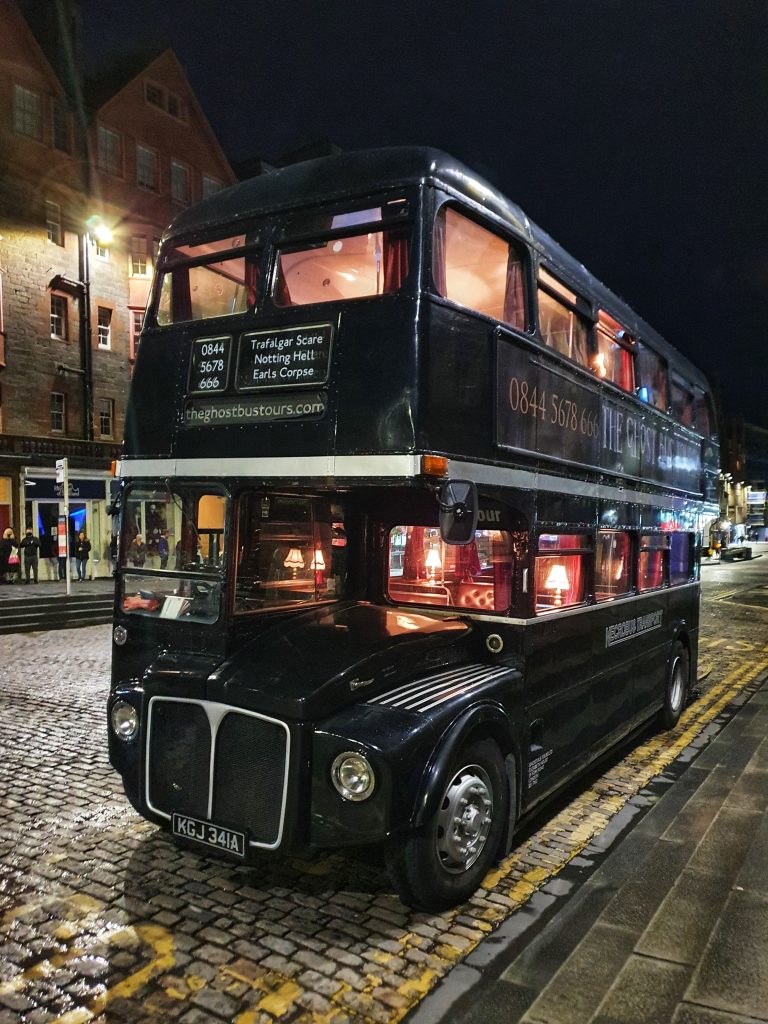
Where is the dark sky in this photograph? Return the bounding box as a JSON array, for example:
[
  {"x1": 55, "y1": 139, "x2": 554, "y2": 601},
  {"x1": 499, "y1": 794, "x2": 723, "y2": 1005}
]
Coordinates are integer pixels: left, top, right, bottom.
[{"x1": 80, "y1": 0, "x2": 768, "y2": 427}]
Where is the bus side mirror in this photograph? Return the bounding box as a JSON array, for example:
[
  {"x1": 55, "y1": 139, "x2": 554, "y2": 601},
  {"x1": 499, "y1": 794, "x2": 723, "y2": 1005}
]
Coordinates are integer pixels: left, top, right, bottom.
[{"x1": 438, "y1": 480, "x2": 478, "y2": 546}]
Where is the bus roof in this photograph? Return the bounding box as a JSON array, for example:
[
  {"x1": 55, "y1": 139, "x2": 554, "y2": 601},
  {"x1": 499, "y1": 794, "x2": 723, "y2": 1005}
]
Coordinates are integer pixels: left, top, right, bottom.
[{"x1": 167, "y1": 146, "x2": 710, "y2": 394}]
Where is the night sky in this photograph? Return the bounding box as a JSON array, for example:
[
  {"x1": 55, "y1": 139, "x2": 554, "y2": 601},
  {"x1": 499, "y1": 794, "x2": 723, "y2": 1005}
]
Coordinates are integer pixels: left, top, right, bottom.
[{"x1": 79, "y1": 0, "x2": 768, "y2": 428}]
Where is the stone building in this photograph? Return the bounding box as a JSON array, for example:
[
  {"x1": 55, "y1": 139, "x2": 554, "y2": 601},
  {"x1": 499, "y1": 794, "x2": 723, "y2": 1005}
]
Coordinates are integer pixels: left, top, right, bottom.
[{"x1": 0, "y1": 0, "x2": 234, "y2": 576}]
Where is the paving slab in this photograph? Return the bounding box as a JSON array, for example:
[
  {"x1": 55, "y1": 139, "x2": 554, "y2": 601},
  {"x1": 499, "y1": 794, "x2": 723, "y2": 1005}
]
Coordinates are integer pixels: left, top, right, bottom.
[
  {"x1": 684, "y1": 890, "x2": 768, "y2": 1021},
  {"x1": 634, "y1": 867, "x2": 730, "y2": 965},
  {"x1": 592, "y1": 955, "x2": 691, "y2": 1024}
]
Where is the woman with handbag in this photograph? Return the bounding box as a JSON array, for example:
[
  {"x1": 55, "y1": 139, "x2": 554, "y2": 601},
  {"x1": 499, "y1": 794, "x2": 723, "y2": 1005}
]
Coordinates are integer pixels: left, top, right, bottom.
[{"x1": 0, "y1": 528, "x2": 19, "y2": 584}]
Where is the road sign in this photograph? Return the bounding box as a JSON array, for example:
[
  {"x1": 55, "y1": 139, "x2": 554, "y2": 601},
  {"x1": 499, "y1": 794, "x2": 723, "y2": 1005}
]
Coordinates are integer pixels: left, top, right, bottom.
[{"x1": 55, "y1": 458, "x2": 66, "y2": 484}]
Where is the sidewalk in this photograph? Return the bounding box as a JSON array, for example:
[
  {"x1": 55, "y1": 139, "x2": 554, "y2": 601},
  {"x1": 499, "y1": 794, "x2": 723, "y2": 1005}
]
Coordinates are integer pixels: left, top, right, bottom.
[
  {"x1": 416, "y1": 670, "x2": 768, "y2": 1024},
  {"x1": 0, "y1": 577, "x2": 116, "y2": 601}
]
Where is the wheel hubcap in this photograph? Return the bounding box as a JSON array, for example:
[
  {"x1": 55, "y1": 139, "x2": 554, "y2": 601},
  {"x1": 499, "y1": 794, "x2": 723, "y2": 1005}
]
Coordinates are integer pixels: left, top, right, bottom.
[
  {"x1": 435, "y1": 764, "x2": 494, "y2": 874},
  {"x1": 670, "y1": 656, "x2": 685, "y2": 712}
]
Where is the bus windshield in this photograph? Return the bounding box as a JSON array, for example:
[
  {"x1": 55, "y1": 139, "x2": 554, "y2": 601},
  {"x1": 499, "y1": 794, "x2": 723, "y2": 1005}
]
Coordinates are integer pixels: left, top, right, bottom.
[{"x1": 119, "y1": 485, "x2": 227, "y2": 624}]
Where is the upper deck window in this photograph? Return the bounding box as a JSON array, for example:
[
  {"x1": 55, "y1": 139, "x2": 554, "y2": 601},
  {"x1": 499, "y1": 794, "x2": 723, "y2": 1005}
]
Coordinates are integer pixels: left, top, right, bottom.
[
  {"x1": 593, "y1": 311, "x2": 635, "y2": 392},
  {"x1": 635, "y1": 342, "x2": 668, "y2": 412},
  {"x1": 274, "y1": 213, "x2": 409, "y2": 306},
  {"x1": 156, "y1": 234, "x2": 259, "y2": 324},
  {"x1": 537, "y1": 268, "x2": 590, "y2": 368},
  {"x1": 387, "y1": 526, "x2": 512, "y2": 612},
  {"x1": 433, "y1": 208, "x2": 525, "y2": 329},
  {"x1": 670, "y1": 378, "x2": 695, "y2": 428}
]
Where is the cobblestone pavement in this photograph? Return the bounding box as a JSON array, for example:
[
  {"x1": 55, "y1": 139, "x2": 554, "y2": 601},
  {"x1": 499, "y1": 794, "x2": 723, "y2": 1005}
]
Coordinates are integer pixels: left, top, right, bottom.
[{"x1": 1, "y1": 559, "x2": 767, "y2": 1024}]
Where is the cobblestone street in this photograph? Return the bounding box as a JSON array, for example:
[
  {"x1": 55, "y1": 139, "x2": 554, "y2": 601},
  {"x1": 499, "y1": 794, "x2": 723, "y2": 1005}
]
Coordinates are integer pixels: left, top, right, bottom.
[{"x1": 1, "y1": 559, "x2": 767, "y2": 1024}]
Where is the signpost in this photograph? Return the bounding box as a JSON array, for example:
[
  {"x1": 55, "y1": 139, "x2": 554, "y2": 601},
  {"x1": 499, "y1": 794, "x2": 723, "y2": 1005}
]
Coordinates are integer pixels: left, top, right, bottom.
[{"x1": 55, "y1": 458, "x2": 71, "y2": 596}]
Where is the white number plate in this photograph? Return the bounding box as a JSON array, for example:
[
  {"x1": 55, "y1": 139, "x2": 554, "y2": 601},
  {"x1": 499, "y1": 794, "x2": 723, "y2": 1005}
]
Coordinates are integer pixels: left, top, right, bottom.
[{"x1": 172, "y1": 812, "x2": 246, "y2": 858}]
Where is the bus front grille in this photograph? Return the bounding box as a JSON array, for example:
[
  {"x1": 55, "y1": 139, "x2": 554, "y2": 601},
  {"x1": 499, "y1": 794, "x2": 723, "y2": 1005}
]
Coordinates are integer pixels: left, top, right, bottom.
[{"x1": 146, "y1": 698, "x2": 290, "y2": 848}]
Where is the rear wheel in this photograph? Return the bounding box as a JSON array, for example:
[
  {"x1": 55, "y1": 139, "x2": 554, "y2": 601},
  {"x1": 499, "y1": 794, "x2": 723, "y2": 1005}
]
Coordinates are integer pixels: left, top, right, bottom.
[
  {"x1": 660, "y1": 640, "x2": 689, "y2": 729},
  {"x1": 386, "y1": 738, "x2": 509, "y2": 911}
]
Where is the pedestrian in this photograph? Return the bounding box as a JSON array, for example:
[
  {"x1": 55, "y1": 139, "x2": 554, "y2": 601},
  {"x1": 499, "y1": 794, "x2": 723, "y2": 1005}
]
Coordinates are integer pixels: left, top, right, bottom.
[
  {"x1": 19, "y1": 527, "x2": 40, "y2": 584},
  {"x1": 128, "y1": 533, "x2": 147, "y2": 567},
  {"x1": 74, "y1": 530, "x2": 91, "y2": 581},
  {"x1": 157, "y1": 531, "x2": 169, "y2": 569},
  {"x1": 0, "y1": 527, "x2": 19, "y2": 584}
]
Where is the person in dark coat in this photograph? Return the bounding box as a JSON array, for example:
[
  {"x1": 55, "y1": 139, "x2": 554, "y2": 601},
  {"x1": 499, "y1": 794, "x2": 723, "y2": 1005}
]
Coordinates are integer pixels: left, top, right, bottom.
[
  {"x1": 19, "y1": 527, "x2": 40, "y2": 583},
  {"x1": 128, "y1": 534, "x2": 147, "y2": 567},
  {"x1": 74, "y1": 531, "x2": 92, "y2": 581}
]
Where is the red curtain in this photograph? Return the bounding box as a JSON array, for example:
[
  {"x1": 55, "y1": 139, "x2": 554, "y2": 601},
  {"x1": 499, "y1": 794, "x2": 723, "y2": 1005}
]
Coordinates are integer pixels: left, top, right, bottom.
[
  {"x1": 432, "y1": 211, "x2": 447, "y2": 296},
  {"x1": 503, "y1": 249, "x2": 525, "y2": 330},
  {"x1": 382, "y1": 231, "x2": 409, "y2": 292}
]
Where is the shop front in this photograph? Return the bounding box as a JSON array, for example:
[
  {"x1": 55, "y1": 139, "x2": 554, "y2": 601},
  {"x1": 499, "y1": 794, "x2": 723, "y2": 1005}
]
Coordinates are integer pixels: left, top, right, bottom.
[{"x1": 23, "y1": 471, "x2": 114, "y2": 580}]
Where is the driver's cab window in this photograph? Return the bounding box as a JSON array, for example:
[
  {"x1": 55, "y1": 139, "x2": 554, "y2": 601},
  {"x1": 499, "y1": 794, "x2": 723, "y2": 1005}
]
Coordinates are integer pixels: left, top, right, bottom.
[{"x1": 119, "y1": 486, "x2": 226, "y2": 623}]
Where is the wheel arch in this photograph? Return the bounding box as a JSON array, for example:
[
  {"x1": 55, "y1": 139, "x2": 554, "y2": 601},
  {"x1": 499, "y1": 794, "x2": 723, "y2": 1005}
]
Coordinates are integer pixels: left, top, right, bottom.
[{"x1": 411, "y1": 701, "x2": 522, "y2": 833}]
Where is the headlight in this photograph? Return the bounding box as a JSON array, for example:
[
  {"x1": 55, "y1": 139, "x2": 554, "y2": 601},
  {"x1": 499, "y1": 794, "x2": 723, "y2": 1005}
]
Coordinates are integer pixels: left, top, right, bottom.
[
  {"x1": 110, "y1": 699, "x2": 139, "y2": 741},
  {"x1": 331, "y1": 751, "x2": 376, "y2": 801}
]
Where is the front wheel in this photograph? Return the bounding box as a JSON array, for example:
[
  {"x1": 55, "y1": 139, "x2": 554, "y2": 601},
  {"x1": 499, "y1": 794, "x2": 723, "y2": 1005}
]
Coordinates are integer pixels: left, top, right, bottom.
[
  {"x1": 660, "y1": 640, "x2": 689, "y2": 729},
  {"x1": 386, "y1": 738, "x2": 509, "y2": 911}
]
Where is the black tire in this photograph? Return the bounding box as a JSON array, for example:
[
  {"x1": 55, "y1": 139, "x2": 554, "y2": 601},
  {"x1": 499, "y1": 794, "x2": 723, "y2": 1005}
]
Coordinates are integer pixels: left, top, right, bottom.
[
  {"x1": 386, "y1": 738, "x2": 509, "y2": 912},
  {"x1": 660, "y1": 640, "x2": 689, "y2": 729}
]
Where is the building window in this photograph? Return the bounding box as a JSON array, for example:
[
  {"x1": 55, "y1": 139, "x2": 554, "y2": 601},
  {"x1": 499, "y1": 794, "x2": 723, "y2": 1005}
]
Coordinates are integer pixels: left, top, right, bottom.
[
  {"x1": 202, "y1": 175, "x2": 223, "y2": 200},
  {"x1": 99, "y1": 398, "x2": 114, "y2": 438},
  {"x1": 145, "y1": 81, "x2": 164, "y2": 108},
  {"x1": 136, "y1": 144, "x2": 159, "y2": 191},
  {"x1": 170, "y1": 160, "x2": 191, "y2": 204},
  {"x1": 130, "y1": 236, "x2": 148, "y2": 276},
  {"x1": 50, "y1": 392, "x2": 65, "y2": 433},
  {"x1": 97, "y1": 307, "x2": 112, "y2": 349},
  {"x1": 94, "y1": 241, "x2": 109, "y2": 260},
  {"x1": 14, "y1": 84, "x2": 41, "y2": 139},
  {"x1": 130, "y1": 309, "x2": 144, "y2": 361},
  {"x1": 51, "y1": 99, "x2": 70, "y2": 152},
  {"x1": 167, "y1": 93, "x2": 184, "y2": 119},
  {"x1": 97, "y1": 125, "x2": 122, "y2": 176},
  {"x1": 46, "y1": 201, "x2": 63, "y2": 246},
  {"x1": 50, "y1": 294, "x2": 68, "y2": 340}
]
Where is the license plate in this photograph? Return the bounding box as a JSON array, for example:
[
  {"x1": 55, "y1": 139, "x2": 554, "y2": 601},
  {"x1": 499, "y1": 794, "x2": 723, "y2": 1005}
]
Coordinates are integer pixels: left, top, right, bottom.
[{"x1": 172, "y1": 813, "x2": 247, "y2": 859}]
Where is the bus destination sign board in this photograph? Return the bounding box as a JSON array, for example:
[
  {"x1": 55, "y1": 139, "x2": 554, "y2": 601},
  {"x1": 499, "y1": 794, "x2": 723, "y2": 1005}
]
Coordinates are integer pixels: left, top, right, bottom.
[
  {"x1": 496, "y1": 339, "x2": 703, "y2": 494},
  {"x1": 236, "y1": 324, "x2": 333, "y2": 391},
  {"x1": 188, "y1": 336, "x2": 232, "y2": 394}
]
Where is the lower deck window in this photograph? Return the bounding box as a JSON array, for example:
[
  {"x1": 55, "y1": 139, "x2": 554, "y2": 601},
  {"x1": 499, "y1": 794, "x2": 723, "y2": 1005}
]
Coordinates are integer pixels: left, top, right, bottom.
[
  {"x1": 595, "y1": 531, "x2": 632, "y2": 601},
  {"x1": 638, "y1": 533, "x2": 668, "y2": 591},
  {"x1": 387, "y1": 527, "x2": 512, "y2": 612},
  {"x1": 534, "y1": 533, "x2": 590, "y2": 612},
  {"x1": 669, "y1": 532, "x2": 693, "y2": 585}
]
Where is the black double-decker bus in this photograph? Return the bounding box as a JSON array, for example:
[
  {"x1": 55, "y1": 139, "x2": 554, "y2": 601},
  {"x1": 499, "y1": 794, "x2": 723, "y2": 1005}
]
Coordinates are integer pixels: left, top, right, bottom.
[{"x1": 108, "y1": 148, "x2": 719, "y2": 909}]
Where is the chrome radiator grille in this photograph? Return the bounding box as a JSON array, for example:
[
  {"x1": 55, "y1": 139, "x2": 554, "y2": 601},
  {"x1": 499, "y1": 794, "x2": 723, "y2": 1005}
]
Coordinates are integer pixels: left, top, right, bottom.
[{"x1": 146, "y1": 697, "x2": 290, "y2": 848}]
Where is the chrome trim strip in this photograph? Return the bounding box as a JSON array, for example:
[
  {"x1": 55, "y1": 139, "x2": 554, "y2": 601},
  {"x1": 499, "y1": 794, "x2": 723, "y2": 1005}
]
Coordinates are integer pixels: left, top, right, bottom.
[
  {"x1": 417, "y1": 678, "x2": 503, "y2": 712},
  {"x1": 369, "y1": 664, "x2": 492, "y2": 706},
  {"x1": 121, "y1": 454, "x2": 421, "y2": 479},
  {"x1": 369, "y1": 665, "x2": 510, "y2": 710},
  {"x1": 119, "y1": 453, "x2": 718, "y2": 512},
  {"x1": 145, "y1": 696, "x2": 291, "y2": 851}
]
